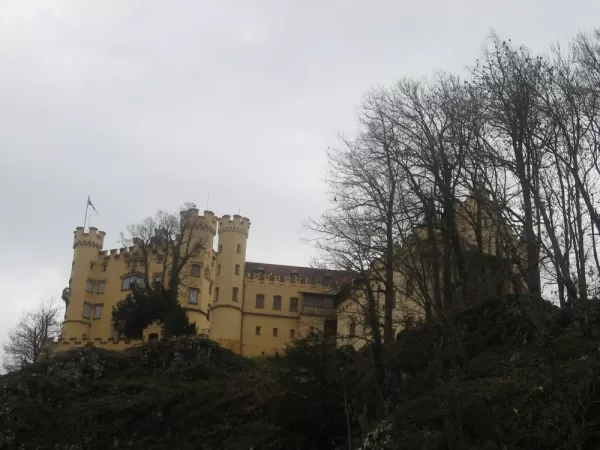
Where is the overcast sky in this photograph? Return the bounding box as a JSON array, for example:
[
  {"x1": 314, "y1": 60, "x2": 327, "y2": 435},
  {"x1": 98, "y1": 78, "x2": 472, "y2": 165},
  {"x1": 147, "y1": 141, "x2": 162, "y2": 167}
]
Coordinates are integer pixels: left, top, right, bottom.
[{"x1": 1, "y1": 0, "x2": 599, "y2": 350}]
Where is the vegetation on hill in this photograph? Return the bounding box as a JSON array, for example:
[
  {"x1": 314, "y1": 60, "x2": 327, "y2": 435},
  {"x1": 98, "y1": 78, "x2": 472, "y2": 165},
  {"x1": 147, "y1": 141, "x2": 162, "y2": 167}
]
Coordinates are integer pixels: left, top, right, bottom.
[{"x1": 3, "y1": 296, "x2": 600, "y2": 449}]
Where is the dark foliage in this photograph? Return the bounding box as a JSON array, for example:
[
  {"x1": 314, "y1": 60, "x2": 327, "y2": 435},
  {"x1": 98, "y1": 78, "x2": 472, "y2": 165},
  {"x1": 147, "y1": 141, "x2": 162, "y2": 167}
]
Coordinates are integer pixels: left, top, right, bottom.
[
  {"x1": 5, "y1": 298, "x2": 600, "y2": 449},
  {"x1": 265, "y1": 333, "x2": 356, "y2": 449},
  {"x1": 111, "y1": 287, "x2": 197, "y2": 339}
]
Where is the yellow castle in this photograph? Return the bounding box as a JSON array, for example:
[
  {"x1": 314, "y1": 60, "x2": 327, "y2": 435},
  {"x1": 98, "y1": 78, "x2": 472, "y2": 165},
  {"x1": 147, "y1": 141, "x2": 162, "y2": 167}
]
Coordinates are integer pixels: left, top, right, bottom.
[
  {"x1": 60, "y1": 189, "x2": 521, "y2": 357},
  {"x1": 60, "y1": 208, "x2": 348, "y2": 357}
]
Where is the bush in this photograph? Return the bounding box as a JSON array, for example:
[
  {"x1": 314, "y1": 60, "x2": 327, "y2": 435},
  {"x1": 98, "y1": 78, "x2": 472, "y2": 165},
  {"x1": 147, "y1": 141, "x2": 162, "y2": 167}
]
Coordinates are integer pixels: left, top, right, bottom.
[
  {"x1": 112, "y1": 286, "x2": 197, "y2": 339},
  {"x1": 266, "y1": 333, "x2": 357, "y2": 449}
]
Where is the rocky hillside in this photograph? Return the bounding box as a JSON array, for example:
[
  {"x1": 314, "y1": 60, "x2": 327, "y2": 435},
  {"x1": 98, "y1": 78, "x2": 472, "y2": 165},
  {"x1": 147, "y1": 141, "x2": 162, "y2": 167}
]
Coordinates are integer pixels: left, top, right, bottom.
[{"x1": 2, "y1": 296, "x2": 600, "y2": 449}]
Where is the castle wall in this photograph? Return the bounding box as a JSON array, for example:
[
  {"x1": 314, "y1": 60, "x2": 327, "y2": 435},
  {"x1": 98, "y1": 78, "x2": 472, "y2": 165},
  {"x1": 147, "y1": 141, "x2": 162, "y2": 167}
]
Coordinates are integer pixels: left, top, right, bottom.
[
  {"x1": 239, "y1": 274, "x2": 339, "y2": 357},
  {"x1": 336, "y1": 272, "x2": 424, "y2": 350},
  {"x1": 59, "y1": 209, "x2": 349, "y2": 358},
  {"x1": 59, "y1": 210, "x2": 217, "y2": 348}
]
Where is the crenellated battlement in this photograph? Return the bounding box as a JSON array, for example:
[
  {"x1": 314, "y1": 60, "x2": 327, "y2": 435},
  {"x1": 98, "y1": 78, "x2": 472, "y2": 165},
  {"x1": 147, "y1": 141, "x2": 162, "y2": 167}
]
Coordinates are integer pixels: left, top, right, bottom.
[
  {"x1": 218, "y1": 214, "x2": 251, "y2": 237},
  {"x1": 180, "y1": 208, "x2": 218, "y2": 235},
  {"x1": 73, "y1": 227, "x2": 106, "y2": 250},
  {"x1": 98, "y1": 246, "x2": 136, "y2": 259},
  {"x1": 244, "y1": 272, "x2": 340, "y2": 288}
]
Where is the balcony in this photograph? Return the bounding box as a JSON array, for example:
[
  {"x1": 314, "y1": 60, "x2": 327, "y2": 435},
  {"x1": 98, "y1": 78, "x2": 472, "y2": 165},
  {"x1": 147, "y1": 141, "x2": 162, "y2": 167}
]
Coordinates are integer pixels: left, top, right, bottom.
[{"x1": 301, "y1": 305, "x2": 337, "y2": 318}]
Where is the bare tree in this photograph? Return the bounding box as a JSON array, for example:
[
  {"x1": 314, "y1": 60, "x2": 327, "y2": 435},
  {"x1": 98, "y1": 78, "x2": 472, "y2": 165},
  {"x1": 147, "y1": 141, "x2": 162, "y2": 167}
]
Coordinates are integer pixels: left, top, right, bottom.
[
  {"x1": 2, "y1": 300, "x2": 62, "y2": 373},
  {"x1": 309, "y1": 88, "x2": 410, "y2": 346},
  {"x1": 386, "y1": 75, "x2": 483, "y2": 310},
  {"x1": 468, "y1": 35, "x2": 553, "y2": 328},
  {"x1": 120, "y1": 203, "x2": 206, "y2": 303}
]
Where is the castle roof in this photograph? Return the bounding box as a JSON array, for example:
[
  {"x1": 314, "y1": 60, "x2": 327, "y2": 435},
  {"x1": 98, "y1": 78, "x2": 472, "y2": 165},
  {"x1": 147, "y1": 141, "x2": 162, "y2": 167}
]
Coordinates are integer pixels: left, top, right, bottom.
[{"x1": 245, "y1": 262, "x2": 353, "y2": 284}]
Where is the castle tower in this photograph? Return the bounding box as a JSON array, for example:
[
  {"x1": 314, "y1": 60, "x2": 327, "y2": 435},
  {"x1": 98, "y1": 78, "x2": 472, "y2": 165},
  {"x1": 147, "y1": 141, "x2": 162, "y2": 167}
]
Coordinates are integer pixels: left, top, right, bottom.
[
  {"x1": 210, "y1": 214, "x2": 250, "y2": 353},
  {"x1": 179, "y1": 208, "x2": 218, "y2": 333},
  {"x1": 62, "y1": 227, "x2": 106, "y2": 340}
]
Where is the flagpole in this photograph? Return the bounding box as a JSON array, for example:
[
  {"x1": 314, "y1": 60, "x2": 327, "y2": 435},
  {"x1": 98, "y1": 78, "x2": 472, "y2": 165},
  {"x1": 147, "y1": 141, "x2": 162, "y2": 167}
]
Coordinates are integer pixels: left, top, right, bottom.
[{"x1": 83, "y1": 197, "x2": 90, "y2": 230}]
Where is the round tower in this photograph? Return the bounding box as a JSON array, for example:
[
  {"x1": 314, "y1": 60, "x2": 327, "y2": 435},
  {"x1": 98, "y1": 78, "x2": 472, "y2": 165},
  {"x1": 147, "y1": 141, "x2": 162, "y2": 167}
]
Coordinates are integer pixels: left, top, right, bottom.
[
  {"x1": 179, "y1": 208, "x2": 218, "y2": 256},
  {"x1": 62, "y1": 227, "x2": 106, "y2": 340},
  {"x1": 210, "y1": 214, "x2": 250, "y2": 353},
  {"x1": 179, "y1": 208, "x2": 218, "y2": 332}
]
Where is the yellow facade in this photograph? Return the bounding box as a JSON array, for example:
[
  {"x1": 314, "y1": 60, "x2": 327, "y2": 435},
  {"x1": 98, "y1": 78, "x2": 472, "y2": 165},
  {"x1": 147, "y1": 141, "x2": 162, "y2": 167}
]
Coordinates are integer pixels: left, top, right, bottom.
[
  {"x1": 337, "y1": 190, "x2": 525, "y2": 349},
  {"x1": 59, "y1": 209, "x2": 348, "y2": 357}
]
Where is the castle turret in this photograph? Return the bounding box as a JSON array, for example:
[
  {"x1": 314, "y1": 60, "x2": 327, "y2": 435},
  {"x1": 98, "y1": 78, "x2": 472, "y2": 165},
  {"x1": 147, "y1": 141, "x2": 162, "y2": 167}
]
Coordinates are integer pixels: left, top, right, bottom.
[
  {"x1": 179, "y1": 209, "x2": 218, "y2": 332},
  {"x1": 210, "y1": 214, "x2": 250, "y2": 353},
  {"x1": 62, "y1": 227, "x2": 106, "y2": 340}
]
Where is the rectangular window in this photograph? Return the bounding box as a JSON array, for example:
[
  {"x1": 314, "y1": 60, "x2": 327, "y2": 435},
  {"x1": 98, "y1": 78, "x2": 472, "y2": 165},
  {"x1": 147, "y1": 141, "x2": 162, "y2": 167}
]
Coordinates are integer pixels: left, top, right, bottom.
[
  {"x1": 153, "y1": 274, "x2": 162, "y2": 285},
  {"x1": 189, "y1": 288, "x2": 198, "y2": 304},
  {"x1": 90, "y1": 261, "x2": 95, "y2": 271},
  {"x1": 290, "y1": 329, "x2": 295, "y2": 339},
  {"x1": 289, "y1": 297, "x2": 298, "y2": 312},
  {"x1": 406, "y1": 278, "x2": 414, "y2": 297},
  {"x1": 349, "y1": 320, "x2": 356, "y2": 337},
  {"x1": 217, "y1": 265, "x2": 221, "y2": 275},
  {"x1": 255, "y1": 294, "x2": 264, "y2": 309},
  {"x1": 273, "y1": 328, "x2": 278, "y2": 337},
  {"x1": 232, "y1": 287, "x2": 238, "y2": 302},
  {"x1": 86, "y1": 280, "x2": 93, "y2": 293},
  {"x1": 83, "y1": 303, "x2": 91, "y2": 319},
  {"x1": 255, "y1": 326, "x2": 261, "y2": 336},
  {"x1": 209, "y1": 283, "x2": 213, "y2": 294},
  {"x1": 237, "y1": 244, "x2": 241, "y2": 253},
  {"x1": 272, "y1": 295, "x2": 282, "y2": 310},
  {"x1": 122, "y1": 275, "x2": 141, "y2": 291},
  {"x1": 235, "y1": 264, "x2": 240, "y2": 275},
  {"x1": 101, "y1": 262, "x2": 107, "y2": 272},
  {"x1": 94, "y1": 304, "x2": 103, "y2": 319},
  {"x1": 191, "y1": 263, "x2": 201, "y2": 277},
  {"x1": 97, "y1": 282, "x2": 105, "y2": 294},
  {"x1": 215, "y1": 287, "x2": 219, "y2": 302}
]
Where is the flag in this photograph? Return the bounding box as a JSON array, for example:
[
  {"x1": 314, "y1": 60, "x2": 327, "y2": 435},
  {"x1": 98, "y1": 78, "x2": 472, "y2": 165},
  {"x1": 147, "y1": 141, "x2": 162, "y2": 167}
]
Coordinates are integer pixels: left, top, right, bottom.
[{"x1": 87, "y1": 196, "x2": 99, "y2": 215}]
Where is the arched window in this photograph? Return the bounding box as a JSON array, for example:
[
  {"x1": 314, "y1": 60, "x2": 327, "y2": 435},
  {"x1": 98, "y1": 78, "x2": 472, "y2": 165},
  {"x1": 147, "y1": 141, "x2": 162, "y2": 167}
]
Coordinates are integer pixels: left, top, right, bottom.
[{"x1": 122, "y1": 274, "x2": 144, "y2": 291}]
